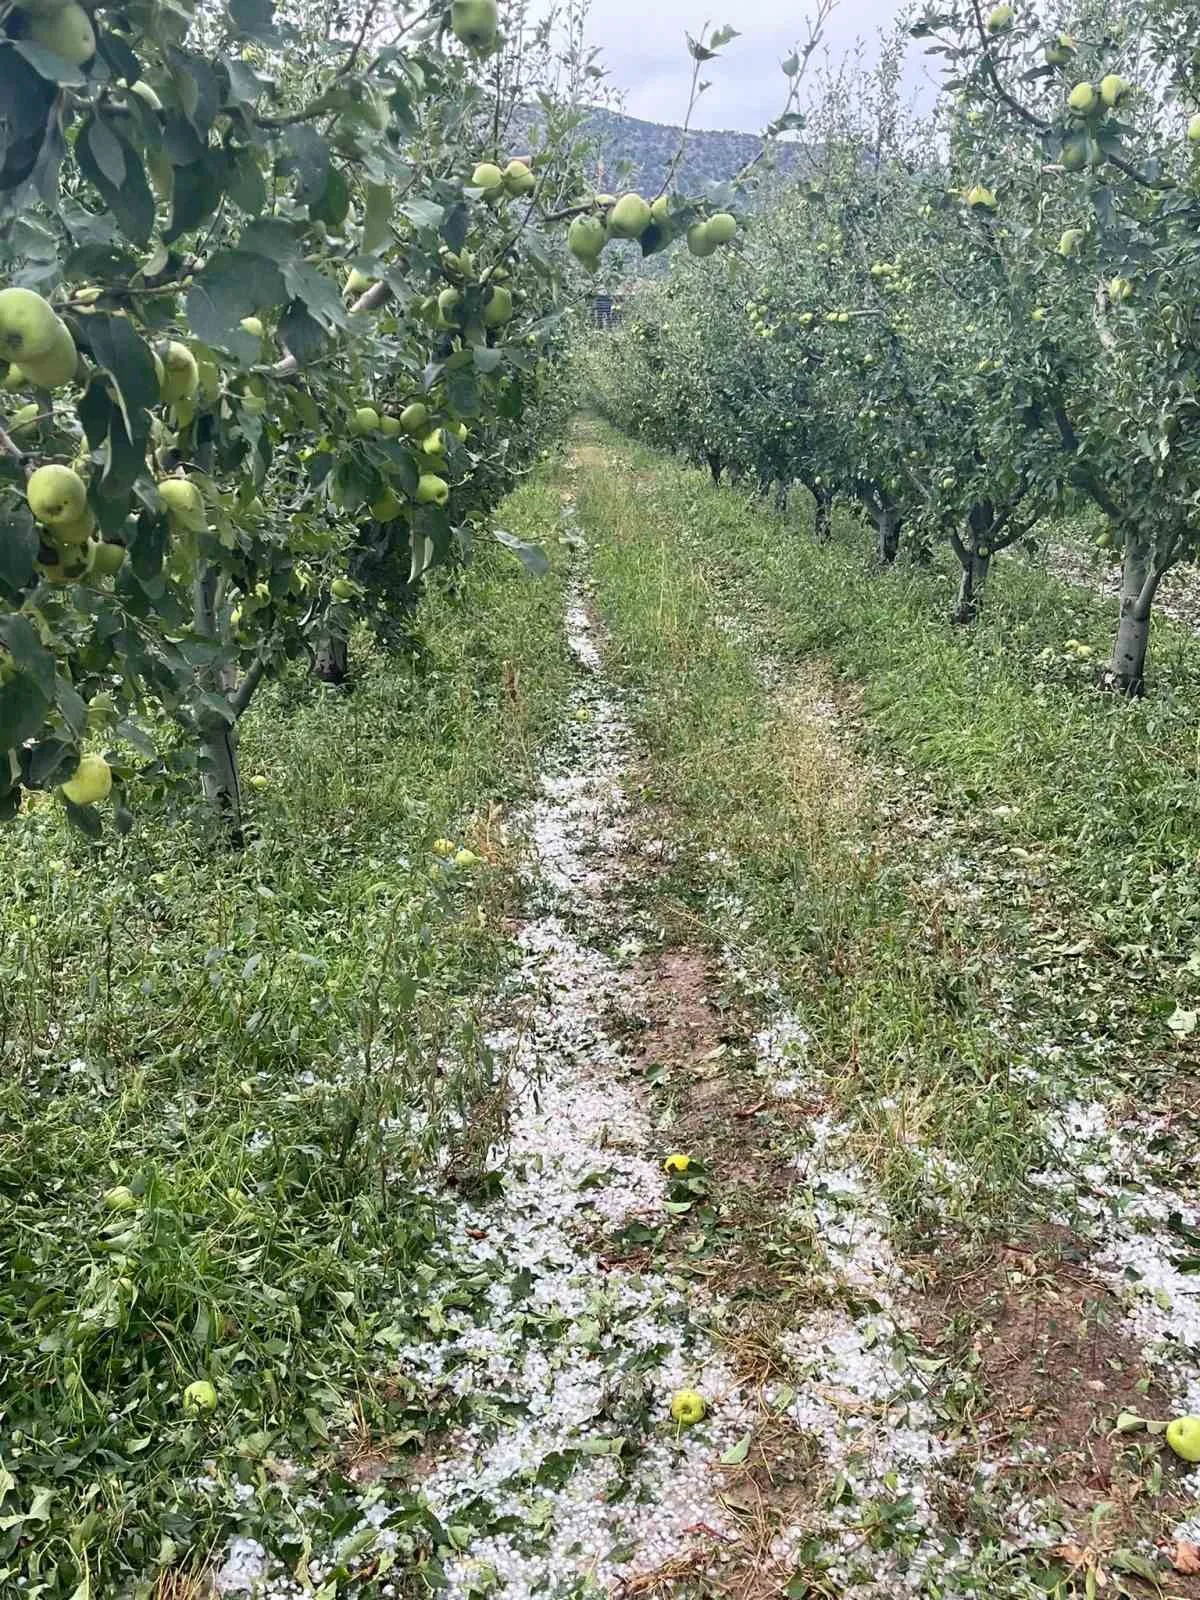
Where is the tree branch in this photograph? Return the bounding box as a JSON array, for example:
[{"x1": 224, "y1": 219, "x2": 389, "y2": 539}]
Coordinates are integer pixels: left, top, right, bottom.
[
  {"x1": 270, "y1": 279, "x2": 393, "y2": 378},
  {"x1": 231, "y1": 651, "x2": 270, "y2": 719},
  {"x1": 0, "y1": 425, "x2": 28, "y2": 466}
]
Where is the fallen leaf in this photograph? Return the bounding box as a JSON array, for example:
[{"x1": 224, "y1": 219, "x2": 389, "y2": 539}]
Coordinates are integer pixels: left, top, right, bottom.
[
  {"x1": 1053, "y1": 1543, "x2": 1089, "y2": 1568},
  {"x1": 1170, "y1": 1541, "x2": 1200, "y2": 1575}
]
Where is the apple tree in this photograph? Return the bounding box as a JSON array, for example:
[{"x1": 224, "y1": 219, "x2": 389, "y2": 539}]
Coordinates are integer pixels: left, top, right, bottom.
[
  {"x1": 0, "y1": 0, "x2": 745, "y2": 838},
  {"x1": 914, "y1": 0, "x2": 1200, "y2": 689}
]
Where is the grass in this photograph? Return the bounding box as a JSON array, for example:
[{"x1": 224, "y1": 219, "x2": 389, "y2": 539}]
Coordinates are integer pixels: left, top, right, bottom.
[
  {"x1": 574, "y1": 421, "x2": 1200, "y2": 1244},
  {"x1": 0, "y1": 472, "x2": 573, "y2": 1598}
]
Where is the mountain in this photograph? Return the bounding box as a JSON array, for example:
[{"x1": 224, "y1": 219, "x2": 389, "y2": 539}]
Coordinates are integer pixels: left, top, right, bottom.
[
  {"x1": 574, "y1": 106, "x2": 806, "y2": 195},
  {"x1": 511, "y1": 104, "x2": 808, "y2": 199}
]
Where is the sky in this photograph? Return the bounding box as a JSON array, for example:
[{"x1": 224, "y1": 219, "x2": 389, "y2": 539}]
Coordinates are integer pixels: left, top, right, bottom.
[{"x1": 575, "y1": 0, "x2": 926, "y2": 133}]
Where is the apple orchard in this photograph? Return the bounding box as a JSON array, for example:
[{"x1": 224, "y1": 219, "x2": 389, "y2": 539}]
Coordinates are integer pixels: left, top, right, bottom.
[
  {"x1": 586, "y1": 0, "x2": 1200, "y2": 695},
  {"x1": 0, "y1": 0, "x2": 739, "y2": 837}
]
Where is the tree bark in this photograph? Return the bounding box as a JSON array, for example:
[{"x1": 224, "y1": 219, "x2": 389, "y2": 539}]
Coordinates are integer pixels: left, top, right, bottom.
[
  {"x1": 951, "y1": 502, "x2": 996, "y2": 625},
  {"x1": 809, "y1": 484, "x2": 832, "y2": 543},
  {"x1": 193, "y1": 564, "x2": 245, "y2": 842},
  {"x1": 1106, "y1": 532, "x2": 1159, "y2": 697},
  {"x1": 874, "y1": 505, "x2": 901, "y2": 565},
  {"x1": 952, "y1": 547, "x2": 991, "y2": 624},
  {"x1": 199, "y1": 716, "x2": 244, "y2": 841},
  {"x1": 315, "y1": 633, "x2": 349, "y2": 687}
]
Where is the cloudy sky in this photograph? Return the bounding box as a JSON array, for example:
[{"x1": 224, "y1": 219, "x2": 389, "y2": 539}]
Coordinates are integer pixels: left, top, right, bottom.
[{"x1": 574, "y1": 0, "x2": 929, "y2": 133}]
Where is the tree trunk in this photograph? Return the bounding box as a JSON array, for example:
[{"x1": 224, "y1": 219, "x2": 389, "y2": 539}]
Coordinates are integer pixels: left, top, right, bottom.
[
  {"x1": 874, "y1": 505, "x2": 901, "y2": 565},
  {"x1": 952, "y1": 548, "x2": 991, "y2": 623},
  {"x1": 193, "y1": 564, "x2": 244, "y2": 842},
  {"x1": 199, "y1": 716, "x2": 245, "y2": 842},
  {"x1": 810, "y1": 485, "x2": 832, "y2": 544},
  {"x1": 315, "y1": 633, "x2": 349, "y2": 686},
  {"x1": 951, "y1": 503, "x2": 996, "y2": 625},
  {"x1": 705, "y1": 450, "x2": 722, "y2": 486},
  {"x1": 774, "y1": 480, "x2": 789, "y2": 514},
  {"x1": 1106, "y1": 533, "x2": 1157, "y2": 697}
]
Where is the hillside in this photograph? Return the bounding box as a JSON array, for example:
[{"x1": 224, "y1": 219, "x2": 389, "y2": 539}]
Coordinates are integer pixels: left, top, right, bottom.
[{"x1": 575, "y1": 105, "x2": 806, "y2": 194}]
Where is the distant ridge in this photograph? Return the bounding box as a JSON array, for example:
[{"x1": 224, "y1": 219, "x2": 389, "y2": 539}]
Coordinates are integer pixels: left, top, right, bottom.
[
  {"x1": 577, "y1": 105, "x2": 806, "y2": 194},
  {"x1": 513, "y1": 104, "x2": 808, "y2": 198}
]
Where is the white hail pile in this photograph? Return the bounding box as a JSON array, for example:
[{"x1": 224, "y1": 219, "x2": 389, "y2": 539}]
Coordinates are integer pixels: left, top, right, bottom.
[
  {"x1": 404, "y1": 578, "x2": 755, "y2": 1597},
  {"x1": 1037, "y1": 1100, "x2": 1200, "y2": 1399},
  {"x1": 213, "y1": 558, "x2": 752, "y2": 1596}
]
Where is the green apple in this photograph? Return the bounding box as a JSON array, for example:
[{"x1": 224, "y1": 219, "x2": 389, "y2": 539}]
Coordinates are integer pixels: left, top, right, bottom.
[
  {"x1": 1060, "y1": 129, "x2": 1095, "y2": 170},
  {"x1": 370, "y1": 488, "x2": 405, "y2": 521},
  {"x1": 415, "y1": 473, "x2": 449, "y2": 506},
  {"x1": 1100, "y1": 73, "x2": 1130, "y2": 108},
  {"x1": 607, "y1": 193, "x2": 652, "y2": 239},
  {"x1": 1044, "y1": 32, "x2": 1076, "y2": 66},
  {"x1": 567, "y1": 214, "x2": 606, "y2": 264},
  {"x1": 986, "y1": 3, "x2": 1012, "y2": 31},
  {"x1": 182, "y1": 1380, "x2": 218, "y2": 1416},
  {"x1": 239, "y1": 315, "x2": 264, "y2": 337},
  {"x1": 158, "y1": 341, "x2": 198, "y2": 404},
  {"x1": 157, "y1": 476, "x2": 206, "y2": 531},
  {"x1": 102, "y1": 1184, "x2": 137, "y2": 1212},
  {"x1": 53, "y1": 506, "x2": 96, "y2": 546},
  {"x1": 471, "y1": 162, "x2": 504, "y2": 193},
  {"x1": 1058, "y1": 226, "x2": 1086, "y2": 255},
  {"x1": 27, "y1": 463, "x2": 86, "y2": 527},
  {"x1": 1166, "y1": 1416, "x2": 1200, "y2": 1463},
  {"x1": 9, "y1": 401, "x2": 40, "y2": 432},
  {"x1": 437, "y1": 287, "x2": 463, "y2": 326},
  {"x1": 421, "y1": 427, "x2": 446, "y2": 456},
  {"x1": 350, "y1": 405, "x2": 380, "y2": 434},
  {"x1": 399, "y1": 401, "x2": 429, "y2": 434},
  {"x1": 345, "y1": 268, "x2": 373, "y2": 296},
  {"x1": 61, "y1": 753, "x2": 112, "y2": 806},
  {"x1": 503, "y1": 158, "x2": 535, "y2": 196},
  {"x1": 686, "y1": 221, "x2": 716, "y2": 258},
  {"x1": 966, "y1": 185, "x2": 998, "y2": 209},
  {"x1": 706, "y1": 212, "x2": 737, "y2": 245},
  {"x1": 330, "y1": 578, "x2": 355, "y2": 599},
  {"x1": 670, "y1": 1389, "x2": 706, "y2": 1425},
  {"x1": 483, "y1": 286, "x2": 513, "y2": 327},
  {"x1": 379, "y1": 413, "x2": 402, "y2": 436},
  {"x1": 19, "y1": 315, "x2": 77, "y2": 387},
  {"x1": 0, "y1": 286, "x2": 60, "y2": 363},
  {"x1": 1068, "y1": 81, "x2": 1097, "y2": 114},
  {"x1": 450, "y1": 0, "x2": 498, "y2": 52},
  {"x1": 89, "y1": 540, "x2": 126, "y2": 577},
  {"x1": 28, "y1": 2, "x2": 96, "y2": 65},
  {"x1": 1109, "y1": 275, "x2": 1133, "y2": 302},
  {"x1": 1190, "y1": 114, "x2": 1200, "y2": 145}
]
